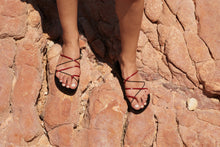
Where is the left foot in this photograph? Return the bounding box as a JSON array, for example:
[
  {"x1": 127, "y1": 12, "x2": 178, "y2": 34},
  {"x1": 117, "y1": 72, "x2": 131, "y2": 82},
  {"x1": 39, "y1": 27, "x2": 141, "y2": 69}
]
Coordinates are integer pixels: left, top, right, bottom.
[{"x1": 120, "y1": 62, "x2": 150, "y2": 110}]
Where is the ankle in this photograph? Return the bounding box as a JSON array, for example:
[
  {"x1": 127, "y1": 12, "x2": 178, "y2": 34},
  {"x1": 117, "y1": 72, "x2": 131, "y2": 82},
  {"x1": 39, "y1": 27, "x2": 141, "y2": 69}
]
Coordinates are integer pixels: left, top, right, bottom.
[
  {"x1": 62, "y1": 32, "x2": 79, "y2": 45},
  {"x1": 119, "y1": 57, "x2": 137, "y2": 78}
]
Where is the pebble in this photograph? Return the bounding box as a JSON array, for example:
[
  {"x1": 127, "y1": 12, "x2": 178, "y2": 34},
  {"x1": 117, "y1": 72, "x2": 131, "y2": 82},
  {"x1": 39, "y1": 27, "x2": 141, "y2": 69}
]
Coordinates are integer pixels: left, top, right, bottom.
[{"x1": 187, "y1": 98, "x2": 198, "y2": 111}]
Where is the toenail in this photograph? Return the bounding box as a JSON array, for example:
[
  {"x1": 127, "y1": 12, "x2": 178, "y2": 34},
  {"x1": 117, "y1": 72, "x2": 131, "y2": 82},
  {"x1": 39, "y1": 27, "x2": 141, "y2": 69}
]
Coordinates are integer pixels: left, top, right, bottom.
[
  {"x1": 71, "y1": 83, "x2": 76, "y2": 87},
  {"x1": 135, "y1": 104, "x2": 139, "y2": 108},
  {"x1": 62, "y1": 83, "x2": 65, "y2": 87},
  {"x1": 144, "y1": 103, "x2": 147, "y2": 105},
  {"x1": 141, "y1": 105, "x2": 144, "y2": 108},
  {"x1": 66, "y1": 85, "x2": 70, "y2": 88},
  {"x1": 60, "y1": 80, "x2": 62, "y2": 82}
]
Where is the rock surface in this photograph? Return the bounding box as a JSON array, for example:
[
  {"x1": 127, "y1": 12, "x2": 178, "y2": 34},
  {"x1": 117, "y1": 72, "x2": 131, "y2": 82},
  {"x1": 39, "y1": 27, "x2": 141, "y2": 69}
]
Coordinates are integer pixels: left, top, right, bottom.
[{"x1": 0, "y1": 0, "x2": 219, "y2": 146}]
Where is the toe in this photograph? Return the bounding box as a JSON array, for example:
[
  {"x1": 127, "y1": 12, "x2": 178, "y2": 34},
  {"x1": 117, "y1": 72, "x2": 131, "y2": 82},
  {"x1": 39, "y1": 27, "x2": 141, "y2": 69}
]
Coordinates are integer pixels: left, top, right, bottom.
[
  {"x1": 66, "y1": 76, "x2": 71, "y2": 88},
  {"x1": 62, "y1": 75, "x2": 68, "y2": 87},
  {"x1": 137, "y1": 97, "x2": 144, "y2": 109},
  {"x1": 70, "y1": 78, "x2": 77, "y2": 89},
  {"x1": 143, "y1": 90, "x2": 149, "y2": 104},
  {"x1": 130, "y1": 99, "x2": 140, "y2": 110},
  {"x1": 56, "y1": 71, "x2": 63, "y2": 82}
]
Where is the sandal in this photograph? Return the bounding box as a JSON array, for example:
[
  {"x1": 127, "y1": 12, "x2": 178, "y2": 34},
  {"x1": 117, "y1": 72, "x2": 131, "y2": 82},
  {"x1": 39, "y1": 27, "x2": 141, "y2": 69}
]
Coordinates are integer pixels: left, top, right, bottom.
[
  {"x1": 55, "y1": 54, "x2": 81, "y2": 88},
  {"x1": 123, "y1": 70, "x2": 149, "y2": 109}
]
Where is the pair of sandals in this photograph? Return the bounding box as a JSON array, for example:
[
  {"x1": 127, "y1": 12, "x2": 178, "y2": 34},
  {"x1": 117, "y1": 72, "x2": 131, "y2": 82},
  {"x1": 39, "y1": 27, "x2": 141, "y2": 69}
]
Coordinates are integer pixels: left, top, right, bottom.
[{"x1": 56, "y1": 54, "x2": 149, "y2": 110}]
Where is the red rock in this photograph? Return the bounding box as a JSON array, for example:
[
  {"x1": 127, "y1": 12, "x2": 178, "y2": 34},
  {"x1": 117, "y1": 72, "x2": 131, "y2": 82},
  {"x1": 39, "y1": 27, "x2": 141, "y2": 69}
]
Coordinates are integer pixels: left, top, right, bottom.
[
  {"x1": 78, "y1": 51, "x2": 93, "y2": 92},
  {"x1": 13, "y1": 106, "x2": 43, "y2": 142},
  {"x1": 155, "y1": 108, "x2": 183, "y2": 146},
  {"x1": 141, "y1": 14, "x2": 160, "y2": 50},
  {"x1": 12, "y1": 65, "x2": 43, "y2": 141},
  {"x1": 0, "y1": 67, "x2": 13, "y2": 116},
  {"x1": 47, "y1": 43, "x2": 62, "y2": 73},
  {"x1": 6, "y1": 121, "x2": 25, "y2": 146},
  {"x1": 88, "y1": 83, "x2": 127, "y2": 147},
  {"x1": 196, "y1": 60, "x2": 220, "y2": 95},
  {"x1": 12, "y1": 65, "x2": 41, "y2": 108},
  {"x1": 0, "y1": 0, "x2": 26, "y2": 17},
  {"x1": 0, "y1": 38, "x2": 16, "y2": 67},
  {"x1": 197, "y1": 131, "x2": 217, "y2": 147},
  {"x1": 176, "y1": 0, "x2": 197, "y2": 32},
  {"x1": 138, "y1": 31, "x2": 147, "y2": 48},
  {"x1": 141, "y1": 42, "x2": 160, "y2": 73},
  {"x1": 28, "y1": 10, "x2": 41, "y2": 28},
  {"x1": 72, "y1": 129, "x2": 89, "y2": 147},
  {"x1": 15, "y1": 39, "x2": 42, "y2": 70},
  {"x1": 164, "y1": 0, "x2": 181, "y2": 14},
  {"x1": 184, "y1": 32, "x2": 211, "y2": 63},
  {"x1": 25, "y1": 27, "x2": 43, "y2": 43},
  {"x1": 48, "y1": 124, "x2": 74, "y2": 147},
  {"x1": 0, "y1": 15, "x2": 27, "y2": 39},
  {"x1": 164, "y1": 27, "x2": 198, "y2": 86},
  {"x1": 195, "y1": 0, "x2": 220, "y2": 60},
  {"x1": 179, "y1": 125, "x2": 199, "y2": 146},
  {"x1": 158, "y1": 2, "x2": 183, "y2": 31},
  {"x1": 124, "y1": 105, "x2": 156, "y2": 147},
  {"x1": 144, "y1": 0, "x2": 163, "y2": 22},
  {"x1": 176, "y1": 109, "x2": 198, "y2": 128},
  {"x1": 44, "y1": 94, "x2": 79, "y2": 130},
  {"x1": 196, "y1": 109, "x2": 220, "y2": 126}
]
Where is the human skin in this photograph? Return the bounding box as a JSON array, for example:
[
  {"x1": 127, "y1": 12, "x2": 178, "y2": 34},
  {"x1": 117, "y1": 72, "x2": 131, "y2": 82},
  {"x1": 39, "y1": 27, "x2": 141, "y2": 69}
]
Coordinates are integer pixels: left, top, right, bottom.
[{"x1": 56, "y1": 0, "x2": 149, "y2": 110}]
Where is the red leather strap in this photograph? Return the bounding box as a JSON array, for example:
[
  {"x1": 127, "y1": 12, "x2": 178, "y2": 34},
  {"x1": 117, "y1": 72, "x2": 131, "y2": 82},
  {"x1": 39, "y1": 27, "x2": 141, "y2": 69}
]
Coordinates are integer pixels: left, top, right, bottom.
[
  {"x1": 123, "y1": 71, "x2": 138, "y2": 83},
  {"x1": 60, "y1": 54, "x2": 74, "y2": 60},
  {"x1": 56, "y1": 65, "x2": 80, "y2": 72}
]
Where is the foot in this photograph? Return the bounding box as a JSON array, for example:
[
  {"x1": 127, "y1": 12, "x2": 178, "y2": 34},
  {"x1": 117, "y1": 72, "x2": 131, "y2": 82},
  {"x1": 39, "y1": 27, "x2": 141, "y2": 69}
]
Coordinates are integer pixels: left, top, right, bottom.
[
  {"x1": 55, "y1": 40, "x2": 80, "y2": 89},
  {"x1": 120, "y1": 62, "x2": 149, "y2": 110}
]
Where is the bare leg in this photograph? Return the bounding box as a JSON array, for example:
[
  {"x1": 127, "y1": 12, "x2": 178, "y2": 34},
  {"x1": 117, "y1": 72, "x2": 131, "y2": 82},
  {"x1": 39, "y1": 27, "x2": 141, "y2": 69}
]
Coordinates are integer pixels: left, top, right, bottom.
[
  {"x1": 115, "y1": 0, "x2": 149, "y2": 110},
  {"x1": 56, "y1": 0, "x2": 80, "y2": 89}
]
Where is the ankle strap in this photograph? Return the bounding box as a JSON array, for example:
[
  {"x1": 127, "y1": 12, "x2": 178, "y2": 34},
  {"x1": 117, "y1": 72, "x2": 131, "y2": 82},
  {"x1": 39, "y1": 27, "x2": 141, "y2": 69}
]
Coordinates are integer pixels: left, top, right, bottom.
[{"x1": 123, "y1": 70, "x2": 138, "y2": 83}]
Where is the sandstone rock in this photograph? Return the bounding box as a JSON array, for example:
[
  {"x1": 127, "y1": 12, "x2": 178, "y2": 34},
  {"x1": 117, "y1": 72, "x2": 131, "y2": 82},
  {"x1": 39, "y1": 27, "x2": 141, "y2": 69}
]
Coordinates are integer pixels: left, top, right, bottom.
[
  {"x1": 155, "y1": 108, "x2": 183, "y2": 146},
  {"x1": 44, "y1": 94, "x2": 79, "y2": 130},
  {"x1": 0, "y1": 15, "x2": 27, "y2": 39},
  {"x1": 48, "y1": 124, "x2": 74, "y2": 147},
  {"x1": 164, "y1": 0, "x2": 181, "y2": 14},
  {"x1": 187, "y1": 98, "x2": 198, "y2": 111},
  {"x1": 184, "y1": 32, "x2": 211, "y2": 63},
  {"x1": 36, "y1": 134, "x2": 52, "y2": 147},
  {"x1": 141, "y1": 14, "x2": 160, "y2": 50},
  {"x1": 0, "y1": 0, "x2": 219, "y2": 146},
  {"x1": 0, "y1": 67, "x2": 13, "y2": 116},
  {"x1": 12, "y1": 65, "x2": 43, "y2": 141},
  {"x1": 88, "y1": 83, "x2": 127, "y2": 147},
  {"x1": 0, "y1": 38, "x2": 16, "y2": 67},
  {"x1": 164, "y1": 26, "x2": 198, "y2": 86},
  {"x1": 196, "y1": 109, "x2": 220, "y2": 126},
  {"x1": 179, "y1": 125, "x2": 199, "y2": 146},
  {"x1": 195, "y1": 0, "x2": 220, "y2": 60},
  {"x1": 0, "y1": 0, "x2": 27, "y2": 17},
  {"x1": 158, "y1": 1, "x2": 183, "y2": 31},
  {"x1": 196, "y1": 60, "x2": 220, "y2": 95},
  {"x1": 176, "y1": 0, "x2": 197, "y2": 32},
  {"x1": 138, "y1": 31, "x2": 147, "y2": 48},
  {"x1": 47, "y1": 43, "x2": 62, "y2": 73},
  {"x1": 144, "y1": 0, "x2": 163, "y2": 22},
  {"x1": 124, "y1": 105, "x2": 156, "y2": 147},
  {"x1": 28, "y1": 10, "x2": 41, "y2": 28}
]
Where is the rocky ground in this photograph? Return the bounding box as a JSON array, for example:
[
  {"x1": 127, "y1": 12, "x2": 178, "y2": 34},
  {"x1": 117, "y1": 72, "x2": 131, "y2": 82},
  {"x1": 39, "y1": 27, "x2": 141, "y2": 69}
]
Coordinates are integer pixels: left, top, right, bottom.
[{"x1": 0, "y1": 0, "x2": 219, "y2": 146}]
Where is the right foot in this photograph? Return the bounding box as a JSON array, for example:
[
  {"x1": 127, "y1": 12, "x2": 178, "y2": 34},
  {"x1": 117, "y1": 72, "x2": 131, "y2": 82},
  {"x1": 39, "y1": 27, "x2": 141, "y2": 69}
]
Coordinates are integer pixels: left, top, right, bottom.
[{"x1": 55, "y1": 40, "x2": 81, "y2": 89}]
